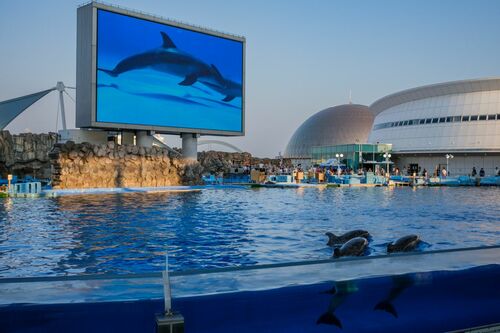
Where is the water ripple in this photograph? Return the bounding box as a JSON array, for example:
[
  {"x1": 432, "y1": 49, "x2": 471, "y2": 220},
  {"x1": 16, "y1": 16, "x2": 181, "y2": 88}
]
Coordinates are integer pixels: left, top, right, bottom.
[{"x1": 0, "y1": 187, "x2": 499, "y2": 277}]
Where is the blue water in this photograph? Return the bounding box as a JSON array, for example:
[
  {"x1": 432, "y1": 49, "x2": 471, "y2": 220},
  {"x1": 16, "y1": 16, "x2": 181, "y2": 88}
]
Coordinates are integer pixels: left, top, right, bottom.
[
  {"x1": 0, "y1": 187, "x2": 499, "y2": 277},
  {"x1": 2, "y1": 264, "x2": 499, "y2": 332}
]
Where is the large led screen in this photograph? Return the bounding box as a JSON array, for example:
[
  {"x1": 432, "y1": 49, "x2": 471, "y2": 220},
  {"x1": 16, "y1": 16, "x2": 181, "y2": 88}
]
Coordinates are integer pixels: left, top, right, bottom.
[{"x1": 96, "y1": 9, "x2": 243, "y2": 133}]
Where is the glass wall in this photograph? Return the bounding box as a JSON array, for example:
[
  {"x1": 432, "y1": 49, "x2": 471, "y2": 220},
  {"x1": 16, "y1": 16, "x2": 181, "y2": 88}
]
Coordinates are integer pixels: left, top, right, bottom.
[{"x1": 311, "y1": 143, "x2": 392, "y2": 170}]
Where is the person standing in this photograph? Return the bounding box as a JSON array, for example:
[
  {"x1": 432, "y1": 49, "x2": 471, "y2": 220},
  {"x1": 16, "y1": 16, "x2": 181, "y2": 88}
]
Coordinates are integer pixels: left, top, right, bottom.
[
  {"x1": 441, "y1": 168, "x2": 448, "y2": 178},
  {"x1": 422, "y1": 168, "x2": 428, "y2": 179},
  {"x1": 471, "y1": 167, "x2": 477, "y2": 177},
  {"x1": 479, "y1": 168, "x2": 485, "y2": 177}
]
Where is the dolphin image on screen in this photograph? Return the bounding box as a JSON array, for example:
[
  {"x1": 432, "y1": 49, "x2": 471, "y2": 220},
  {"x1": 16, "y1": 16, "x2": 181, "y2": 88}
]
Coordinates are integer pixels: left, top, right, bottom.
[
  {"x1": 98, "y1": 32, "x2": 240, "y2": 103},
  {"x1": 200, "y1": 70, "x2": 242, "y2": 102}
]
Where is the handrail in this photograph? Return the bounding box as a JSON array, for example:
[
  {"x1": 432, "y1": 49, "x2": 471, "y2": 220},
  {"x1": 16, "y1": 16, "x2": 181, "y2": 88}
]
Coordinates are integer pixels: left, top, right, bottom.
[{"x1": 0, "y1": 244, "x2": 498, "y2": 284}]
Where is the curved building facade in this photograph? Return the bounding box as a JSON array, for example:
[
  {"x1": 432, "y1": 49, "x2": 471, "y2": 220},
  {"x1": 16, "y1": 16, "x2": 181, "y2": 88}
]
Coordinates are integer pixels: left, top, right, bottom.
[
  {"x1": 284, "y1": 104, "x2": 374, "y2": 162},
  {"x1": 369, "y1": 78, "x2": 500, "y2": 175}
]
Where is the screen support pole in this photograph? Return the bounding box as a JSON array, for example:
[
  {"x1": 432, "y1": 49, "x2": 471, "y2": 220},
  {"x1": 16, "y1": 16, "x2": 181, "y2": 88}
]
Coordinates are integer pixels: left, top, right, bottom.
[
  {"x1": 136, "y1": 130, "x2": 153, "y2": 148},
  {"x1": 181, "y1": 133, "x2": 198, "y2": 161}
]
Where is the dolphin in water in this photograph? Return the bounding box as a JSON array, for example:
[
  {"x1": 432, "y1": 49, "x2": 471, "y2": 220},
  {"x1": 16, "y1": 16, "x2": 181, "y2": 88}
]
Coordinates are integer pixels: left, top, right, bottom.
[
  {"x1": 387, "y1": 235, "x2": 421, "y2": 253},
  {"x1": 333, "y1": 237, "x2": 369, "y2": 258},
  {"x1": 98, "y1": 32, "x2": 238, "y2": 102},
  {"x1": 317, "y1": 281, "x2": 359, "y2": 328},
  {"x1": 325, "y1": 230, "x2": 371, "y2": 246},
  {"x1": 374, "y1": 274, "x2": 414, "y2": 318}
]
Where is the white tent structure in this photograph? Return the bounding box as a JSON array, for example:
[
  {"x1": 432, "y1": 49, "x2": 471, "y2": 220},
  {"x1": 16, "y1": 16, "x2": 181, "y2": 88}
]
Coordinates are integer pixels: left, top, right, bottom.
[{"x1": 0, "y1": 82, "x2": 74, "y2": 131}]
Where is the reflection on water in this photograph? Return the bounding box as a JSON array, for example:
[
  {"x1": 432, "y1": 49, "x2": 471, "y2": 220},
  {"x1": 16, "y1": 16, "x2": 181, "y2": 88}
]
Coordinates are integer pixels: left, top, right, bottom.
[{"x1": 0, "y1": 187, "x2": 499, "y2": 277}]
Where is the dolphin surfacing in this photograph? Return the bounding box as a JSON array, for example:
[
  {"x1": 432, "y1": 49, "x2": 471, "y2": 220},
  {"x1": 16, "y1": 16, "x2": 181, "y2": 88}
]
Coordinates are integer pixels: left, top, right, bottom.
[
  {"x1": 387, "y1": 235, "x2": 421, "y2": 253},
  {"x1": 325, "y1": 230, "x2": 371, "y2": 246},
  {"x1": 333, "y1": 237, "x2": 369, "y2": 258}
]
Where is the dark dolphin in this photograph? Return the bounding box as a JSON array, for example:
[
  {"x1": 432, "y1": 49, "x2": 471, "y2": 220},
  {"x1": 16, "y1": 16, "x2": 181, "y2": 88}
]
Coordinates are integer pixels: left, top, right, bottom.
[
  {"x1": 317, "y1": 281, "x2": 359, "y2": 328},
  {"x1": 98, "y1": 32, "x2": 237, "y2": 101},
  {"x1": 326, "y1": 230, "x2": 371, "y2": 246},
  {"x1": 333, "y1": 237, "x2": 368, "y2": 258},
  {"x1": 387, "y1": 235, "x2": 421, "y2": 253},
  {"x1": 374, "y1": 274, "x2": 418, "y2": 318}
]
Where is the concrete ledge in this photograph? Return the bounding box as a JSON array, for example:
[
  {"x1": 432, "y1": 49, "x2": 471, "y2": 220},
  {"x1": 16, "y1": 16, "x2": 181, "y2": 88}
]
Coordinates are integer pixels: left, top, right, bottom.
[{"x1": 43, "y1": 184, "x2": 249, "y2": 196}]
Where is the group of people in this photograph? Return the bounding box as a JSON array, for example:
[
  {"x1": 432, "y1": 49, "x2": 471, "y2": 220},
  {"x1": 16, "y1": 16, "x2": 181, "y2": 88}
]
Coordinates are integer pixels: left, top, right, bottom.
[{"x1": 470, "y1": 166, "x2": 500, "y2": 177}]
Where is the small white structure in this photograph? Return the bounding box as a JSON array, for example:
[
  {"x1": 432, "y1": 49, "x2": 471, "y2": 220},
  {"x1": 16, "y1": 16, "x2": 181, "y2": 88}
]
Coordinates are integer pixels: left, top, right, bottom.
[{"x1": 9, "y1": 182, "x2": 43, "y2": 197}]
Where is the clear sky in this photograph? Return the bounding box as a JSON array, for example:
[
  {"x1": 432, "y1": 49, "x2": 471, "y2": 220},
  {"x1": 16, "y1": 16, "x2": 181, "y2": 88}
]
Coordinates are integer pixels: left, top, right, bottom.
[{"x1": 1, "y1": 0, "x2": 500, "y2": 157}]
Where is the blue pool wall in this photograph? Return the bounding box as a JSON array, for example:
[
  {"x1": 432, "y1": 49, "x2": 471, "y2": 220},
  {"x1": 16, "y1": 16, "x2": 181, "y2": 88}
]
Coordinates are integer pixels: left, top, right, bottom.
[{"x1": 1, "y1": 264, "x2": 499, "y2": 333}]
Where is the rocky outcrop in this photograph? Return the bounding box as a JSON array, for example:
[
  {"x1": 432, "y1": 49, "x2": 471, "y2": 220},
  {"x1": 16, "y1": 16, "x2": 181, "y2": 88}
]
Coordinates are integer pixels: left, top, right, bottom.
[
  {"x1": 198, "y1": 150, "x2": 292, "y2": 174},
  {"x1": 49, "y1": 141, "x2": 203, "y2": 189},
  {"x1": 0, "y1": 131, "x2": 58, "y2": 178},
  {"x1": 0, "y1": 130, "x2": 291, "y2": 187}
]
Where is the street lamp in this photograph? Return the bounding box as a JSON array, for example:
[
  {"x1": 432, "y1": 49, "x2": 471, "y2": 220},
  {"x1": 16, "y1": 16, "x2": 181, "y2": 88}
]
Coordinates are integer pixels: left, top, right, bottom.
[
  {"x1": 383, "y1": 153, "x2": 392, "y2": 176},
  {"x1": 335, "y1": 153, "x2": 344, "y2": 176},
  {"x1": 445, "y1": 154, "x2": 454, "y2": 175}
]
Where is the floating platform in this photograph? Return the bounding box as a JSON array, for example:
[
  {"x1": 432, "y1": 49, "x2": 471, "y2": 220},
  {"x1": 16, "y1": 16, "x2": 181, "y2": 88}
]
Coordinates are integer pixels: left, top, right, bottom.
[
  {"x1": 250, "y1": 183, "x2": 327, "y2": 189},
  {"x1": 43, "y1": 186, "x2": 204, "y2": 197}
]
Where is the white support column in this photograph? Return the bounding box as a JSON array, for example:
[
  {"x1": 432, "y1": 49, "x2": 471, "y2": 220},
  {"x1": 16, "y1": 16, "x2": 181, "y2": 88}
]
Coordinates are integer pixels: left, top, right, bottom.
[
  {"x1": 136, "y1": 130, "x2": 153, "y2": 148},
  {"x1": 56, "y1": 82, "x2": 67, "y2": 131},
  {"x1": 181, "y1": 133, "x2": 198, "y2": 161}
]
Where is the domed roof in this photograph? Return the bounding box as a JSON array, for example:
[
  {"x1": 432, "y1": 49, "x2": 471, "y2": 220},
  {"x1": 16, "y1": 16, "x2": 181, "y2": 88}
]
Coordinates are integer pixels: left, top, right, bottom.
[{"x1": 284, "y1": 104, "x2": 374, "y2": 159}]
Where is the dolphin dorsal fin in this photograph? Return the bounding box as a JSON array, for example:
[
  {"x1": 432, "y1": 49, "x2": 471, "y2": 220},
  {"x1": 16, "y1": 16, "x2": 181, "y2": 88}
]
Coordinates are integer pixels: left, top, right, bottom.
[
  {"x1": 211, "y1": 64, "x2": 223, "y2": 80},
  {"x1": 160, "y1": 32, "x2": 176, "y2": 49}
]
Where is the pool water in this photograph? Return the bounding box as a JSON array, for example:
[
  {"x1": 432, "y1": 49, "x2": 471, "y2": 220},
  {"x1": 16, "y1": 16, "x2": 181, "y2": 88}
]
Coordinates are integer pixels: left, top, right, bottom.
[
  {"x1": 0, "y1": 186, "x2": 499, "y2": 277},
  {"x1": 2, "y1": 264, "x2": 499, "y2": 333}
]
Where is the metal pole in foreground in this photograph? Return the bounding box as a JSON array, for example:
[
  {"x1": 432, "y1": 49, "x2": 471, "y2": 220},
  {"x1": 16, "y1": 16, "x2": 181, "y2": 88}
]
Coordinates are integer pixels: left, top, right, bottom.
[
  {"x1": 163, "y1": 253, "x2": 172, "y2": 315},
  {"x1": 156, "y1": 253, "x2": 184, "y2": 333}
]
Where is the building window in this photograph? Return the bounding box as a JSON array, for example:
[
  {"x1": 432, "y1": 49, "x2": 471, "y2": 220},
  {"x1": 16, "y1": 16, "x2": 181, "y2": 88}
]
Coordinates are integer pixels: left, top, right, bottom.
[
  {"x1": 398, "y1": 121, "x2": 403, "y2": 126},
  {"x1": 497, "y1": 114, "x2": 500, "y2": 120},
  {"x1": 488, "y1": 114, "x2": 496, "y2": 120},
  {"x1": 479, "y1": 115, "x2": 487, "y2": 120},
  {"x1": 462, "y1": 115, "x2": 470, "y2": 121},
  {"x1": 403, "y1": 120, "x2": 409, "y2": 126},
  {"x1": 453, "y1": 116, "x2": 461, "y2": 122},
  {"x1": 432, "y1": 118, "x2": 439, "y2": 123},
  {"x1": 439, "y1": 117, "x2": 446, "y2": 123},
  {"x1": 470, "y1": 115, "x2": 478, "y2": 121},
  {"x1": 419, "y1": 119, "x2": 425, "y2": 124},
  {"x1": 446, "y1": 116, "x2": 452, "y2": 122}
]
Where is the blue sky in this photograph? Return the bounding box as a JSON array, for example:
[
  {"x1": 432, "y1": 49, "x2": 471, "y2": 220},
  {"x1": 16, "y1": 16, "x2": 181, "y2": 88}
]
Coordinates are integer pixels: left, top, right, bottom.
[{"x1": 1, "y1": 0, "x2": 500, "y2": 157}]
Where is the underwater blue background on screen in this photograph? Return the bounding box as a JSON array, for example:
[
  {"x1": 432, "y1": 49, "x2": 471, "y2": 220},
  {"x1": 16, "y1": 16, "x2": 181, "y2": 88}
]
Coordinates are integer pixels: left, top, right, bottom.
[{"x1": 96, "y1": 9, "x2": 243, "y2": 132}]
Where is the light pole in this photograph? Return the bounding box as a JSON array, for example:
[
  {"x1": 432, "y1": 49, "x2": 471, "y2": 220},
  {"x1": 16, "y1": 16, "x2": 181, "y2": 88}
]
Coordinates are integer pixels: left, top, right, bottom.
[
  {"x1": 445, "y1": 154, "x2": 454, "y2": 175},
  {"x1": 383, "y1": 153, "x2": 392, "y2": 176},
  {"x1": 335, "y1": 153, "x2": 344, "y2": 176}
]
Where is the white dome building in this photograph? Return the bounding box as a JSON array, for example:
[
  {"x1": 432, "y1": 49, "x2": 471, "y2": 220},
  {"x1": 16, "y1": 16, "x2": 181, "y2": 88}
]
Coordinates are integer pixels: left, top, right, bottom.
[
  {"x1": 369, "y1": 78, "x2": 500, "y2": 175},
  {"x1": 284, "y1": 104, "x2": 374, "y2": 165}
]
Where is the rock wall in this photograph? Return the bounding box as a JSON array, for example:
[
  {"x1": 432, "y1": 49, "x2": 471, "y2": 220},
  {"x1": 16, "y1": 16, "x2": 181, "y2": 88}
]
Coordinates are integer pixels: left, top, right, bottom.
[
  {"x1": 49, "y1": 141, "x2": 203, "y2": 189},
  {"x1": 198, "y1": 150, "x2": 292, "y2": 174},
  {"x1": 0, "y1": 131, "x2": 58, "y2": 178},
  {"x1": 0, "y1": 130, "x2": 290, "y2": 187}
]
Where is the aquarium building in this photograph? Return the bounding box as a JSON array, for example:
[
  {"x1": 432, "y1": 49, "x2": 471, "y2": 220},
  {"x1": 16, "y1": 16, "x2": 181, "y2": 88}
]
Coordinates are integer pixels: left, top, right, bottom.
[
  {"x1": 369, "y1": 78, "x2": 500, "y2": 176},
  {"x1": 283, "y1": 104, "x2": 374, "y2": 166}
]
